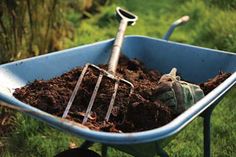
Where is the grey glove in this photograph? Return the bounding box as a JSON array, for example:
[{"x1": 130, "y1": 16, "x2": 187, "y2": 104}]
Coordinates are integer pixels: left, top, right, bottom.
[{"x1": 155, "y1": 68, "x2": 204, "y2": 114}]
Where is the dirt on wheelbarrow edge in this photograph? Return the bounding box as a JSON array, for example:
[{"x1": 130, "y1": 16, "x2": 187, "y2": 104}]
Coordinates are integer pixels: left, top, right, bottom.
[{"x1": 12, "y1": 56, "x2": 231, "y2": 133}]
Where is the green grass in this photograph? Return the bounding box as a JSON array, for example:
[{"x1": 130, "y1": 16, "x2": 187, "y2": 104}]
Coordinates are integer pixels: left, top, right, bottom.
[
  {"x1": 65, "y1": 0, "x2": 236, "y2": 52},
  {"x1": 1, "y1": 0, "x2": 236, "y2": 156},
  {"x1": 165, "y1": 87, "x2": 236, "y2": 157}
]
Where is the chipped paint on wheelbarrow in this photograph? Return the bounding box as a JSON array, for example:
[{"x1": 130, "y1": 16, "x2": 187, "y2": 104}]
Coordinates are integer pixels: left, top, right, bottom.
[{"x1": 0, "y1": 35, "x2": 236, "y2": 157}]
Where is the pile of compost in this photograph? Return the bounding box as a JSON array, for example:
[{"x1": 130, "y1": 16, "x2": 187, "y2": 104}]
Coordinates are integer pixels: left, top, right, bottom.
[{"x1": 13, "y1": 56, "x2": 231, "y2": 132}]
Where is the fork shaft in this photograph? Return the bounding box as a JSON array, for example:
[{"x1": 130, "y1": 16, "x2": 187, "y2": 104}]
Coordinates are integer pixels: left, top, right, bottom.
[{"x1": 108, "y1": 19, "x2": 128, "y2": 74}]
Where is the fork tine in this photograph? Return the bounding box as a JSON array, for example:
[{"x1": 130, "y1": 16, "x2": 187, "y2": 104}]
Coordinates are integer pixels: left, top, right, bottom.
[
  {"x1": 105, "y1": 80, "x2": 119, "y2": 121},
  {"x1": 121, "y1": 79, "x2": 134, "y2": 96},
  {"x1": 82, "y1": 73, "x2": 103, "y2": 124},
  {"x1": 62, "y1": 64, "x2": 89, "y2": 118},
  {"x1": 63, "y1": 63, "x2": 134, "y2": 125}
]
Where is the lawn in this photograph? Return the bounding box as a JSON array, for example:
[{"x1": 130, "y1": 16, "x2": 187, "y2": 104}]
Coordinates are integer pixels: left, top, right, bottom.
[{"x1": 1, "y1": 0, "x2": 236, "y2": 156}]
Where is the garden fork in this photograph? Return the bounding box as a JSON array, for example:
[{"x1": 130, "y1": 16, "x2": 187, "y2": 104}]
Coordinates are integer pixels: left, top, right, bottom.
[{"x1": 62, "y1": 7, "x2": 138, "y2": 124}]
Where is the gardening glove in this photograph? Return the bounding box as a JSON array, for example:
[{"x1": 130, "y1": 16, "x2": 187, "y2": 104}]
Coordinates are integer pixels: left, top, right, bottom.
[{"x1": 155, "y1": 68, "x2": 204, "y2": 114}]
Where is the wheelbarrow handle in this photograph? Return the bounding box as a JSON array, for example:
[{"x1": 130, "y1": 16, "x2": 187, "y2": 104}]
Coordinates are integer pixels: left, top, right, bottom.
[
  {"x1": 163, "y1": 15, "x2": 190, "y2": 40},
  {"x1": 108, "y1": 7, "x2": 138, "y2": 74}
]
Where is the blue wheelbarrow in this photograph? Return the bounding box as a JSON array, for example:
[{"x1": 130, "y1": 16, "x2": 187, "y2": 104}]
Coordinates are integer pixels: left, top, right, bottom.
[{"x1": 0, "y1": 15, "x2": 236, "y2": 157}]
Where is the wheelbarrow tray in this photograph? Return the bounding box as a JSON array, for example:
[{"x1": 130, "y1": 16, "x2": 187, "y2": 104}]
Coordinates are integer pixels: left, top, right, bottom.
[{"x1": 0, "y1": 35, "x2": 236, "y2": 156}]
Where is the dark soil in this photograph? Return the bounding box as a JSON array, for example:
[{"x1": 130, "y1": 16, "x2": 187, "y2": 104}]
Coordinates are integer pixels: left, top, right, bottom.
[
  {"x1": 200, "y1": 71, "x2": 232, "y2": 95},
  {"x1": 13, "y1": 56, "x2": 231, "y2": 133}
]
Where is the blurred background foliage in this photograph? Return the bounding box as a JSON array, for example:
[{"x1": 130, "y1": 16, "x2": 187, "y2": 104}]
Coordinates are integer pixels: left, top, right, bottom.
[
  {"x1": 0, "y1": 0, "x2": 236, "y2": 156},
  {"x1": 0, "y1": 0, "x2": 113, "y2": 63},
  {"x1": 205, "y1": 0, "x2": 236, "y2": 10},
  {"x1": 0, "y1": 0, "x2": 66, "y2": 63},
  {"x1": 0, "y1": 0, "x2": 236, "y2": 65}
]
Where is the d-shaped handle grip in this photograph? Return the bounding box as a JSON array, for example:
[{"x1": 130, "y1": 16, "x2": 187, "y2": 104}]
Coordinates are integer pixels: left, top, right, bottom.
[{"x1": 116, "y1": 7, "x2": 138, "y2": 25}]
